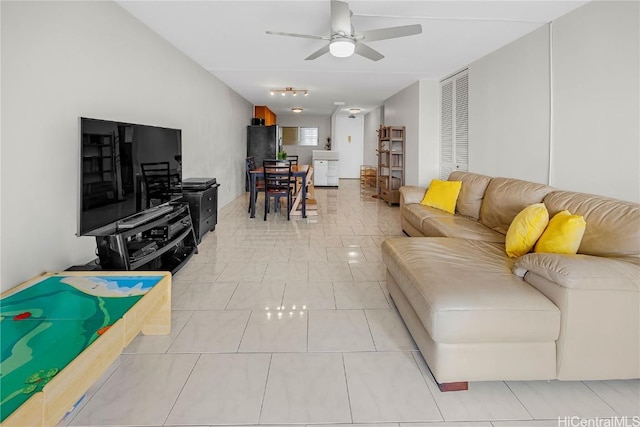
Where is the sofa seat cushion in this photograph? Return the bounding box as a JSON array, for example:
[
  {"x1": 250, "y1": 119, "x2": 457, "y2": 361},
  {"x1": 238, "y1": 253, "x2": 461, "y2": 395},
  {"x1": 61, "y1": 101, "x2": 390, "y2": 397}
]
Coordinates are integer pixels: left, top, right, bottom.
[
  {"x1": 421, "y1": 216, "x2": 505, "y2": 242},
  {"x1": 401, "y1": 203, "x2": 452, "y2": 232},
  {"x1": 381, "y1": 237, "x2": 560, "y2": 344}
]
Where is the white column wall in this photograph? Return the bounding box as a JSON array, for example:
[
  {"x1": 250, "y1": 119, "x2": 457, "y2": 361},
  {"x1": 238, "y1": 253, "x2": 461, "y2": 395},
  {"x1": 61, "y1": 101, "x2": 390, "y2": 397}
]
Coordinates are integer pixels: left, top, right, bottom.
[
  {"x1": 551, "y1": 0, "x2": 639, "y2": 201},
  {"x1": 384, "y1": 82, "x2": 420, "y2": 185},
  {"x1": 1, "y1": 1, "x2": 252, "y2": 290},
  {"x1": 468, "y1": 25, "x2": 551, "y2": 184},
  {"x1": 363, "y1": 107, "x2": 382, "y2": 167}
]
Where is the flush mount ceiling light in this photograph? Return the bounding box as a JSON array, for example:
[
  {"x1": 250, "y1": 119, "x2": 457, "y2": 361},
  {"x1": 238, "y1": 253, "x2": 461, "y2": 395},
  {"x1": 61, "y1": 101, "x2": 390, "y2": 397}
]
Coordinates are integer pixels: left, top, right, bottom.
[
  {"x1": 270, "y1": 87, "x2": 309, "y2": 97},
  {"x1": 291, "y1": 107, "x2": 304, "y2": 113},
  {"x1": 329, "y1": 38, "x2": 355, "y2": 58},
  {"x1": 349, "y1": 108, "x2": 361, "y2": 114}
]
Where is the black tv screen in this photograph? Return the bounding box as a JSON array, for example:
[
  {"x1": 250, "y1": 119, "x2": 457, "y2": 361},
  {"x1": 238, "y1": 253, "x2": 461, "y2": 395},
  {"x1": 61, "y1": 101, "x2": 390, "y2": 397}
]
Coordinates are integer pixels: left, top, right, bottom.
[{"x1": 78, "y1": 117, "x2": 182, "y2": 236}]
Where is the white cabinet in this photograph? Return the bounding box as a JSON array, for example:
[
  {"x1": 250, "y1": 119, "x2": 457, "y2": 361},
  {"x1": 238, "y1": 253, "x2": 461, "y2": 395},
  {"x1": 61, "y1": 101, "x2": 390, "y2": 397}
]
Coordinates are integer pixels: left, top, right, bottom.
[
  {"x1": 313, "y1": 150, "x2": 339, "y2": 187},
  {"x1": 313, "y1": 160, "x2": 328, "y2": 186}
]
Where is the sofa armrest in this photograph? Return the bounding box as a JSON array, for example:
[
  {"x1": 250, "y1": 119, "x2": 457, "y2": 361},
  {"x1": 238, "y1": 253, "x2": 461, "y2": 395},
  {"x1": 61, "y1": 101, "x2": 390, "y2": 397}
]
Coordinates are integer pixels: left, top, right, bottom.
[
  {"x1": 400, "y1": 186, "x2": 427, "y2": 206},
  {"x1": 513, "y1": 253, "x2": 639, "y2": 291}
]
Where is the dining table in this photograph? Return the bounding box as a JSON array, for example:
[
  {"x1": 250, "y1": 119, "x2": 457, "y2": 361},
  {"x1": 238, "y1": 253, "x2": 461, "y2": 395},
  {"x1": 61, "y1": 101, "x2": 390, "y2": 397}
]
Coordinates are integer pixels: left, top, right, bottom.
[{"x1": 249, "y1": 164, "x2": 310, "y2": 218}]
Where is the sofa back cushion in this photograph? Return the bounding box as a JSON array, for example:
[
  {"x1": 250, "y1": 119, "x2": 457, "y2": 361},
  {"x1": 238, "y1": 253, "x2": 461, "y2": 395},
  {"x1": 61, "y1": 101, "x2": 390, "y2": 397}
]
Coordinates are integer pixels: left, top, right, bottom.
[
  {"x1": 480, "y1": 177, "x2": 555, "y2": 235},
  {"x1": 448, "y1": 171, "x2": 492, "y2": 220},
  {"x1": 543, "y1": 191, "x2": 640, "y2": 264}
]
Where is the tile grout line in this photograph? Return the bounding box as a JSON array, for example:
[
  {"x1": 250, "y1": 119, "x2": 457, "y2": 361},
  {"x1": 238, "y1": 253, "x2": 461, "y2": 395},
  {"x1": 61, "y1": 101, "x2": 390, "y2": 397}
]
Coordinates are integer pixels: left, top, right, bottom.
[
  {"x1": 257, "y1": 353, "x2": 274, "y2": 425},
  {"x1": 161, "y1": 352, "x2": 202, "y2": 426}
]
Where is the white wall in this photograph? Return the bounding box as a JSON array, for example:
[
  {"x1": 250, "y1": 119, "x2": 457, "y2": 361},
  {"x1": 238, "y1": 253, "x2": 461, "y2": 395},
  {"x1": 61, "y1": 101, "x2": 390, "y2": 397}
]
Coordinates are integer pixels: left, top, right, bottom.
[
  {"x1": 276, "y1": 114, "x2": 331, "y2": 165},
  {"x1": 463, "y1": 0, "x2": 639, "y2": 202},
  {"x1": 1, "y1": 1, "x2": 252, "y2": 290},
  {"x1": 551, "y1": 0, "x2": 639, "y2": 201},
  {"x1": 384, "y1": 82, "x2": 420, "y2": 185},
  {"x1": 363, "y1": 107, "x2": 382, "y2": 167},
  {"x1": 468, "y1": 25, "x2": 551, "y2": 184},
  {"x1": 418, "y1": 80, "x2": 440, "y2": 186},
  {"x1": 384, "y1": 81, "x2": 439, "y2": 187}
]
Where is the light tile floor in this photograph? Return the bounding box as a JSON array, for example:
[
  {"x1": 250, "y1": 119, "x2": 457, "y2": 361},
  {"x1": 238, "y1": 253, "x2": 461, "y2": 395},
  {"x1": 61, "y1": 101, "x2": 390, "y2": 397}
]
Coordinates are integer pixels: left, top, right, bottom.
[{"x1": 67, "y1": 180, "x2": 639, "y2": 427}]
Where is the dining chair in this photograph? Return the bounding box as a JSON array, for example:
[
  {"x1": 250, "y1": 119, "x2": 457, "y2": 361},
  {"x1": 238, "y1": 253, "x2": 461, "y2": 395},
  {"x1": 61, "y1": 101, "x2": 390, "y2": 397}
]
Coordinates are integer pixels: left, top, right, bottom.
[
  {"x1": 246, "y1": 156, "x2": 265, "y2": 213},
  {"x1": 141, "y1": 162, "x2": 177, "y2": 208},
  {"x1": 263, "y1": 159, "x2": 293, "y2": 220},
  {"x1": 286, "y1": 155, "x2": 300, "y2": 193}
]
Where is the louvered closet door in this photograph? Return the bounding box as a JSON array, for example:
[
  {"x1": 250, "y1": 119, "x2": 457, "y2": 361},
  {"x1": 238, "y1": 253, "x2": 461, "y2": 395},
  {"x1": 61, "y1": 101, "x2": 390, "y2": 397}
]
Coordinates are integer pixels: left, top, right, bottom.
[{"x1": 440, "y1": 70, "x2": 469, "y2": 180}]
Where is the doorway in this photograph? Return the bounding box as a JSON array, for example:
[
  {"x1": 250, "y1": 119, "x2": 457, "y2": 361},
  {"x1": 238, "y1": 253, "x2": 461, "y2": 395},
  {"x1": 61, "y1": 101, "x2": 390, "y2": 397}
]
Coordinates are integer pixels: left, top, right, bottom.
[{"x1": 334, "y1": 115, "x2": 364, "y2": 178}]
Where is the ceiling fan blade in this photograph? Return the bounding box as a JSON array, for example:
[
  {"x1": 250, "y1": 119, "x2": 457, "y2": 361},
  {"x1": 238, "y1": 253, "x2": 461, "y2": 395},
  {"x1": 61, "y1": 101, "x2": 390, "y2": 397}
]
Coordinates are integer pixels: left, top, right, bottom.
[
  {"x1": 354, "y1": 43, "x2": 384, "y2": 61},
  {"x1": 331, "y1": 0, "x2": 352, "y2": 34},
  {"x1": 360, "y1": 24, "x2": 422, "y2": 42},
  {"x1": 305, "y1": 44, "x2": 330, "y2": 60},
  {"x1": 266, "y1": 30, "x2": 329, "y2": 41}
]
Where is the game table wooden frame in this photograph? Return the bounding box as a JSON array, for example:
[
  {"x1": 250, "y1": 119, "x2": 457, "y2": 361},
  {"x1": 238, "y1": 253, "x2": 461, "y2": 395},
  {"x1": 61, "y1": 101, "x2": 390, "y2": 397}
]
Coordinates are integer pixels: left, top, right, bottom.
[{"x1": 0, "y1": 271, "x2": 171, "y2": 427}]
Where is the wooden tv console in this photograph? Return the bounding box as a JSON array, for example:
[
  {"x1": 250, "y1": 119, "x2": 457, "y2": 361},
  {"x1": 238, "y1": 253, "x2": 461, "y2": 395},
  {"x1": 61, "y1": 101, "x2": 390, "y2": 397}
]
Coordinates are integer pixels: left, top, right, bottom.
[{"x1": 0, "y1": 271, "x2": 171, "y2": 426}]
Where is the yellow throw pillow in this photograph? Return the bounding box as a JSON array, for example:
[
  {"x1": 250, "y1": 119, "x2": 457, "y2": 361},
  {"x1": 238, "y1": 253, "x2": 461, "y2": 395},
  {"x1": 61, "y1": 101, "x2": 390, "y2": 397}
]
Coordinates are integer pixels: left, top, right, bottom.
[
  {"x1": 420, "y1": 179, "x2": 462, "y2": 214},
  {"x1": 534, "y1": 210, "x2": 586, "y2": 254},
  {"x1": 505, "y1": 203, "x2": 549, "y2": 258}
]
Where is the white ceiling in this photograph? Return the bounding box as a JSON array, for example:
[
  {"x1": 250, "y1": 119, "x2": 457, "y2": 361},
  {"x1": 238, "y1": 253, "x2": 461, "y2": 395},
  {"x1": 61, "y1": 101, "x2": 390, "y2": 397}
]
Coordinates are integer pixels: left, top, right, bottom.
[{"x1": 118, "y1": 0, "x2": 587, "y2": 117}]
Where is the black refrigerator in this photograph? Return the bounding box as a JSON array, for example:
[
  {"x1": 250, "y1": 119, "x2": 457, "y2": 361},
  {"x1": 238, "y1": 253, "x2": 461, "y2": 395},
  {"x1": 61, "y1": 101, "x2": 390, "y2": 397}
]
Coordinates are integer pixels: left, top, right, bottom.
[{"x1": 247, "y1": 125, "x2": 279, "y2": 168}]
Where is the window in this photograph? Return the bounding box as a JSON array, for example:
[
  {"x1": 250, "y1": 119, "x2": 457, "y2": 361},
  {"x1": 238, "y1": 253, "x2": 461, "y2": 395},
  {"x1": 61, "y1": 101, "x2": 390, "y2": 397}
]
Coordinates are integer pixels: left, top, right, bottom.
[
  {"x1": 440, "y1": 70, "x2": 469, "y2": 180},
  {"x1": 281, "y1": 127, "x2": 318, "y2": 146}
]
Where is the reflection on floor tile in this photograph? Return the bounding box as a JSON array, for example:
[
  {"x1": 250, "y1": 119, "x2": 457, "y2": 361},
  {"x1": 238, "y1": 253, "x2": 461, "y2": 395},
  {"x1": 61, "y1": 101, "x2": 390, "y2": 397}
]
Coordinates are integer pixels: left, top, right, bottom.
[
  {"x1": 226, "y1": 281, "x2": 286, "y2": 310},
  {"x1": 282, "y1": 281, "x2": 336, "y2": 310},
  {"x1": 260, "y1": 353, "x2": 352, "y2": 424},
  {"x1": 239, "y1": 310, "x2": 308, "y2": 352}
]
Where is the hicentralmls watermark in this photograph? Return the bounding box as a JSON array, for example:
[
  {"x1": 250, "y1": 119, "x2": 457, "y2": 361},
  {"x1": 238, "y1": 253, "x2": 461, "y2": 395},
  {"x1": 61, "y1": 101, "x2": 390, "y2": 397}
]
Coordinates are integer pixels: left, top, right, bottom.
[{"x1": 557, "y1": 416, "x2": 640, "y2": 427}]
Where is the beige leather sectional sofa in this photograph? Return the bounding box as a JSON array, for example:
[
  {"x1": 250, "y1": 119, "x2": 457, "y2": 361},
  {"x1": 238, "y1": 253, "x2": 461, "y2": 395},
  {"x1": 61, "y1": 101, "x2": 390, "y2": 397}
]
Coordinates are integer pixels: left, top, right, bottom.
[{"x1": 381, "y1": 171, "x2": 640, "y2": 390}]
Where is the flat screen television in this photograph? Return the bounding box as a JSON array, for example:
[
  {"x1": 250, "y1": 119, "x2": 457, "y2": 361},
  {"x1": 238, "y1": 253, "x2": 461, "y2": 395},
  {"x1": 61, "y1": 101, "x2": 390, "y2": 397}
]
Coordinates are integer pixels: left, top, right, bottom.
[{"x1": 78, "y1": 117, "x2": 182, "y2": 236}]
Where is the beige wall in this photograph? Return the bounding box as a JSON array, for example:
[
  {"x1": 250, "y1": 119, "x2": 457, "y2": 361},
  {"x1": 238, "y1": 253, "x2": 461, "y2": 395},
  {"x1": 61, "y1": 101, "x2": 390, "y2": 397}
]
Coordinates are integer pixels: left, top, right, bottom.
[
  {"x1": 1, "y1": 1, "x2": 252, "y2": 290},
  {"x1": 363, "y1": 107, "x2": 382, "y2": 167}
]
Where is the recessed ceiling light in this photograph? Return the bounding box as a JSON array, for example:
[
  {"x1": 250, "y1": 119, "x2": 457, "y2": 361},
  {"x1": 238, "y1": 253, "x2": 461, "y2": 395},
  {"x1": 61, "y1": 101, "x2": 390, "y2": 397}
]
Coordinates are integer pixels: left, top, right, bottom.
[{"x1": 291, "y1": 107, "x2": 303, "y2": 113}]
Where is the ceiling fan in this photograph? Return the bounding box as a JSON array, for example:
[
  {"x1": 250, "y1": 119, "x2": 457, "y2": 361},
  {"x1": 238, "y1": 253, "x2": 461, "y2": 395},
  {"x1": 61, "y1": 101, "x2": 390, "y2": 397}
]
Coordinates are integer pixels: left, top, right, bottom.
[{"x1": 266, "y1": 0, "x2": 422, "y2": 61}]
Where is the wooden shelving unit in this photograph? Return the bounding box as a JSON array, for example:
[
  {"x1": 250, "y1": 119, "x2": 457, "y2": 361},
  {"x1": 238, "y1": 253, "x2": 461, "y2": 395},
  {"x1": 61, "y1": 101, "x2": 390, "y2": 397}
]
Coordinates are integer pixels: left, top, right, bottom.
[{"x1": 377, "y1": 125, "x2": 405, "y2": 206}]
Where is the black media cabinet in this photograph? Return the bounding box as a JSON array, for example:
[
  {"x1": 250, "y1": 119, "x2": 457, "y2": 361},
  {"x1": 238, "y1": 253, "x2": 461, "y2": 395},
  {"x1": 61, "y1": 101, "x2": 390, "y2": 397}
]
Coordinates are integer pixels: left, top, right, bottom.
[
  {"x1": 181, "y1": 178, "x2": 219, "y2": 244},
  {"x1": 92, "y1": 202, "x2": 198, "y2": 273}
]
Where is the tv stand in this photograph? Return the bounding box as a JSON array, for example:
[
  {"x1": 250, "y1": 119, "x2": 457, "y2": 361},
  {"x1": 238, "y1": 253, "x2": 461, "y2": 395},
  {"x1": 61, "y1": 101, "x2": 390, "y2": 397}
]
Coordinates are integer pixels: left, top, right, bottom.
[{"x1": 93, "y1": 202, "x2": 197, "y2": 273}]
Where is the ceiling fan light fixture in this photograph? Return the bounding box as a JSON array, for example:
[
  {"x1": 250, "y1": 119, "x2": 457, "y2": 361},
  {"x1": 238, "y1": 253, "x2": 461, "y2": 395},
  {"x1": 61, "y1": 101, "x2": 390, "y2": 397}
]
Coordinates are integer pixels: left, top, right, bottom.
[
  {"x1": 291, "y1": 107, "x2": 303, "y2": 113},
  {"x1": 330, "y1": 38, "x2": 355, "y2": 58}
]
